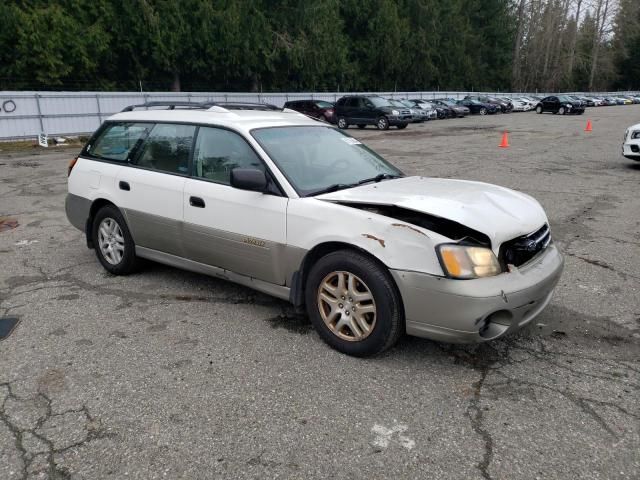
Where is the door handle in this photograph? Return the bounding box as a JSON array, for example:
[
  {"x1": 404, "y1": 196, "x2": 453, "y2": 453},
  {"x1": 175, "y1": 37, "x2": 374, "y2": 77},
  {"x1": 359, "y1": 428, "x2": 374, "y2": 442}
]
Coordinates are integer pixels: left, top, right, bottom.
[
  {"x1": 119, "y1": 181, "x2": 130, "y2": 191},
  {"x1": 189, "y1": 196, "x2": 205, "y2": 208}
]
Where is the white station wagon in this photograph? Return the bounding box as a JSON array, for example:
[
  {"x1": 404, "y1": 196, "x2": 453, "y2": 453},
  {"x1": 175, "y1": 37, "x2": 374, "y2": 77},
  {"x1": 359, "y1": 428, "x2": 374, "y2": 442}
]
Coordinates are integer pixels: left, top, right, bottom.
[{"x1": 66, "y1": 101, "x2": 564, "y2": 356}]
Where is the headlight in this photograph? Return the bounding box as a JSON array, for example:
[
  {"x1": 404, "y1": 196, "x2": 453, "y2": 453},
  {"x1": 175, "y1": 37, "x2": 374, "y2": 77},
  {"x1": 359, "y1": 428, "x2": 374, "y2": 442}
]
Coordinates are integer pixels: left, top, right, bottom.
[
  {"x1": 632, "y1": 131, "x2": 640, "y2": 139},
  {"x1": 391, "y1": 109, "x2": 399, "y2": 115},
  {"x1": 566, "y1": 104, "x2": 572, "y2": 108},
  {"x1": 437, "y1": 244, "x2": 502, "y2": 279}
]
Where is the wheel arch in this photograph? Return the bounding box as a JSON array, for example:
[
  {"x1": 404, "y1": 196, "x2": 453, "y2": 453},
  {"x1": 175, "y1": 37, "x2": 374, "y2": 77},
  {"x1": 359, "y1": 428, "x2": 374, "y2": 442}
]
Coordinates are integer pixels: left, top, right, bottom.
[
  {"x1": 289, "y1": 241, "x2": 396, "y2": 309},
  {"x1": 85, "y1": 198, "x2": 122, "y2": 249}
]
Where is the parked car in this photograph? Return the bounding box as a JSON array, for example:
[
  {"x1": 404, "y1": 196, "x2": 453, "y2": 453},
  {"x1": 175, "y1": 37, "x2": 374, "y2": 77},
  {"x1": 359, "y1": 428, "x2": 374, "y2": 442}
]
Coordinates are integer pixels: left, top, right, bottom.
[
  {"x1": 590, "y1": 97, "x2": 605, "y2": 106},
  {"x1": 427, "y1": 99, "x2": 470, "y2": 117},
  {"x1": 334, "y1": 95, "x2": 411, "y2": 130},
  {"x1": 457, "y1": 98, "x2": 498, "y2": 115},
  {"x1": 421, "y1": 100, "x2": 455, "y2": 118},
  {"x1": 535, "y1": 95, "x2": 585, "y2": 115},
  {"x1": 389, "y1": 99, "x2": 423, "y2": 123},
  {"x1": 505, "y1": 98, "x2": 532, "y2": 112},
  {"x1": 577, "y1": 96, "x2": 595, "y2": 107},
  {"x1": 283, "y1": 100, "x2": 335, "y2": 123},
  {"x1": 622, "y1": 123, "x2": 640, "y2": 161},
  {"x1": 66, "y1": 101, "x2": 564, "y2": 356},
  {"x1": 466, "y1": 96, "x2": 513, "y2": 113},
  {"x1": 602, "y1": 97, "x2": 618, "y2": 106},
  {"x1": 410, "y1": 100, "x2": 439, "y2": 119},
  {"x1": 616, "y1": 96, "x2": 633, "y2": 105}
]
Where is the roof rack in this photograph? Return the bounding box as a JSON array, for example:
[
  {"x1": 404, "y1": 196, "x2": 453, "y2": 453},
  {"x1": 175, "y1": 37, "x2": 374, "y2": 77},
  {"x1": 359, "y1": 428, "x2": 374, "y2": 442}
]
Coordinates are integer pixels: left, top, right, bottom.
[
  {"x1": 216, "y1": 102, "x2": 282, "y2": 111},
  {"x1": 120, "y1": 101, "x2": 219, "y2": 112}
]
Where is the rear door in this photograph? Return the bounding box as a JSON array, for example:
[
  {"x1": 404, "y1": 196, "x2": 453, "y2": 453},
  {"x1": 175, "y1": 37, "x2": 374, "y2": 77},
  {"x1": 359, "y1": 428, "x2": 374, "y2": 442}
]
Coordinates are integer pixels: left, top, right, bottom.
[
  {"x1": 115, "y1": 123, "x2": 196, "y2": 257},
  {"x1": 183, "y1": 126, "x2": 288, "y2": 284}
]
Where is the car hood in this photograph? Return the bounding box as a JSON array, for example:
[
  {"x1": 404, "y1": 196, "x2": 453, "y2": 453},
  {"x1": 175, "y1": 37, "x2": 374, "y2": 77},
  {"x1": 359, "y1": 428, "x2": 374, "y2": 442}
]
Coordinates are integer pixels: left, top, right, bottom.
[{"x1": 317, "y1": 176, "x2": 548, "y2": 249}]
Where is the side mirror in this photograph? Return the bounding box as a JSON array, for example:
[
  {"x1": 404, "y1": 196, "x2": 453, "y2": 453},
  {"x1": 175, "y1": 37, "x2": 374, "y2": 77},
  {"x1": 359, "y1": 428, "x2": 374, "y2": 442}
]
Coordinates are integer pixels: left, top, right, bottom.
[{"x1": 230, "y1": 168, "x2": 267, "y2": 193}]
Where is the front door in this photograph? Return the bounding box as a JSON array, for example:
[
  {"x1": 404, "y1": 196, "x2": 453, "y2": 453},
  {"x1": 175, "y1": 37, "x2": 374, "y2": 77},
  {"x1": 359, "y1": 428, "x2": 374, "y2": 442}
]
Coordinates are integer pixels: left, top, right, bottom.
[{"x1": 183, "y1": 126, "x2": 288, "y2": 284}]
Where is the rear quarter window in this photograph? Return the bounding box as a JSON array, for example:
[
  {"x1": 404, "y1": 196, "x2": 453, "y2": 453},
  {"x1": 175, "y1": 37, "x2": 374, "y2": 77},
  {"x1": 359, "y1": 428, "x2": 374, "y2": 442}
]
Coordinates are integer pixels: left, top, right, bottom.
[{"x1": 86, "y1": 123, "x2": 152, "y2": 161}]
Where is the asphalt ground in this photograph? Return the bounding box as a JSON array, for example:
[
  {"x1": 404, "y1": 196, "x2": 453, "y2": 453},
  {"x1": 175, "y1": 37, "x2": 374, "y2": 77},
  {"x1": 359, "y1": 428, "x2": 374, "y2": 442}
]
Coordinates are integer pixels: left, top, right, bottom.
[{"x1": 1, "y1": 106, "x2": 639, "y2": 480}]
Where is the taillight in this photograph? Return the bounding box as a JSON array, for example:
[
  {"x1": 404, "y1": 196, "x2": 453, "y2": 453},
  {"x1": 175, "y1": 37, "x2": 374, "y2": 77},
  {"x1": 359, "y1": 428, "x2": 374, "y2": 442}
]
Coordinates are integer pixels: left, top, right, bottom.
[{"x1": 68, "y1": 157, "x2": 78, "y2": 176}]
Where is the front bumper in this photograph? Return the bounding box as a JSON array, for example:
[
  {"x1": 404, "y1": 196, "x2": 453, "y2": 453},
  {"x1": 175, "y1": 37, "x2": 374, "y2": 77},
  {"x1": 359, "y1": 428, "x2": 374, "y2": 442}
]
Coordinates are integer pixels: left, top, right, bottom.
[
  {"x1": 388, "y1": 115, "x2": 413, "y2": 125},
  {"x1": 622, "y1": 140, "x2": 640, "y2": 160},
  {"x1": 391, "y1": 244, "x2": 564, "y2": 343}
]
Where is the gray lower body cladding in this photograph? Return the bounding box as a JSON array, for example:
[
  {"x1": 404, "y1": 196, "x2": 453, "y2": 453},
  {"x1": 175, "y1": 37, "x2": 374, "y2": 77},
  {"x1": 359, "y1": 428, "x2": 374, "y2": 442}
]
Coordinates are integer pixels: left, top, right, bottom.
[{"x1": 65, "y1": 193, "x2": 92, "y2": 232}]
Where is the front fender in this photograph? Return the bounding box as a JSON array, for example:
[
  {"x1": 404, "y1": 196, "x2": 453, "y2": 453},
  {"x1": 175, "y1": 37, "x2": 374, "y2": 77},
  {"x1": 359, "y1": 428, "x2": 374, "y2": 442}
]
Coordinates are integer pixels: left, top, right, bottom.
[{"x1": 287, "y1": 198, "x2": 448, "y2": 276}]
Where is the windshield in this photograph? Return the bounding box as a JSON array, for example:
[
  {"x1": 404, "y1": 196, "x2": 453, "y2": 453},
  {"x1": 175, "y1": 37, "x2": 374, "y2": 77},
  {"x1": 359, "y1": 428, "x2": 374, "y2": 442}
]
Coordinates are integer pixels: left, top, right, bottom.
[
  {"x1": 557, "y1": 95, "x2": 572, "y2": 102},
  {"x1": 251, "y1": 126, "x2": 403, "y2": 196},
  {"x1": 369, "y1": 97, "x2": 393, "y2": 107}
]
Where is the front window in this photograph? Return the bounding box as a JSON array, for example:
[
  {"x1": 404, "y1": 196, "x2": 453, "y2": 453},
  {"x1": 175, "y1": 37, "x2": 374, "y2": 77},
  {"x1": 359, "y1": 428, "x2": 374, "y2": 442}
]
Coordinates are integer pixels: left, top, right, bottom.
[
  {"x1": 193, "y1": 127, "x2": 264, "y2": 185},
  {"x1": 251, "y1": 126, "x2": 403, "y2": 196}
]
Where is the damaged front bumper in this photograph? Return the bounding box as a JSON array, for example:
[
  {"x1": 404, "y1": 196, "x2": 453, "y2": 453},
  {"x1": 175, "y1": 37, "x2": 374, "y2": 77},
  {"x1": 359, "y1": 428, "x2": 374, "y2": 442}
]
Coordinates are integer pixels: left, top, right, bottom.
[{"x1": 391, "y1": 244, "x2": 564, "y2": 343}]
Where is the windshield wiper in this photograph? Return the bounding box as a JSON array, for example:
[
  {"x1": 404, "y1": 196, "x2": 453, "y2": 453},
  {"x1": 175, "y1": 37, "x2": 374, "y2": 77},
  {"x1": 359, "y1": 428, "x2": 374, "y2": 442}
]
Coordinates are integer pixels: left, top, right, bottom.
[
  {"x1": 308, "y1": 174, "x2": 402, "y2": 197},
  {"x1": 307, "y1": 183, "x2": 357, "y2": 197},
  {"x1": 357, "y1": 173, "x2": 402, "y2": 185}
]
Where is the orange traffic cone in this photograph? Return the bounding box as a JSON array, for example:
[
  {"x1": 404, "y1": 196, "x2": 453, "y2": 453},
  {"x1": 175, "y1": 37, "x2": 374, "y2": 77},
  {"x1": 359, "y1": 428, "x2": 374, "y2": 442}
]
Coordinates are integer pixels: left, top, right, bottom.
[
  {"x1": 585, "y1": 119, "x2": 593, "y2": 132},
  {"x1": 499, "y1": 131, "x2": 510, "y2": 148}
]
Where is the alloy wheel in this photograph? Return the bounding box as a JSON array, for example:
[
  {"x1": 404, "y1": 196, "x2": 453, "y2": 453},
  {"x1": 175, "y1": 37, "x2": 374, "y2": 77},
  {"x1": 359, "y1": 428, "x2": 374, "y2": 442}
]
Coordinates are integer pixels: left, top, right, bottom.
[
  {"x1": 317, "y1": 271, "x2": 376, "y2": 342},
  {"x1": 98, "y1": 218, "x2": 125, "y2": 265}
]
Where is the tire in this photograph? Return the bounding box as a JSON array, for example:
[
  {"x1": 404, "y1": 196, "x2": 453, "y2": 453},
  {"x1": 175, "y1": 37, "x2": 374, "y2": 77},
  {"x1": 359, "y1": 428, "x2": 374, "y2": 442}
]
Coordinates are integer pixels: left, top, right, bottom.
[
  {"x1": 396, "y1": 123, "x2": 408, "y2": 129},
  {"x1": 376, "y1": 116, "x2": 390, "y2": 130},
  {"x1": 337, "y1": 117, "x2": 348, "y2": 129},
  {"x1": 357, "y1": 124, "x2": 366, "y2": 129},
  {"x1": 305, "y1": 250, "x2": 404, "y2": 356},
  {"x1": 536, "y1": 105, "x2": 543, "y2": 114},
  {"x1": 559, "y1": 106, "x2": 566, "y2": 115},
  {"x1": 479, "y1": 107, "x2": 487, "y2": 115},
  {"x1": 92, "y1": 204, "x2": 138, "y2": 275}
]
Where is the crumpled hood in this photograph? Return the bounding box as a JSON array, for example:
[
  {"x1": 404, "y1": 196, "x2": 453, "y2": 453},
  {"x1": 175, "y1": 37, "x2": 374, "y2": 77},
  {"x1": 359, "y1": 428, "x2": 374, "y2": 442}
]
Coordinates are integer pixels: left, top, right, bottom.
[{"x1": 317, "y1": 176, "x2": 548, "y2": 249}]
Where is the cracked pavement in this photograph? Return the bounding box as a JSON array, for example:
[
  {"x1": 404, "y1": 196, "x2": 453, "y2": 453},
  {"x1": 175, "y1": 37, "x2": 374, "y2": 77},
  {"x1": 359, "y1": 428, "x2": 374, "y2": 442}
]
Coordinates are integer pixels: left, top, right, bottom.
[{"x1": 1, "y1": 107, "x2": 639, "y2": 479}]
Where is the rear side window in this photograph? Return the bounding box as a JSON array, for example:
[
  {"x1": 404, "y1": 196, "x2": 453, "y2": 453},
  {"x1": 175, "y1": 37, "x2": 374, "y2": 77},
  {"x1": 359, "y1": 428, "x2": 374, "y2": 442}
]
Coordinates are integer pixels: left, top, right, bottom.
[
  {"x1": 193, "y1": 127, "x2": 264, "y2": 185},
  {"x1": 135, "y1": 123, "x2": 196, "y2": 174},
  {"x1": 87, "y1": 123, "x2": 151, "y2": 161}
]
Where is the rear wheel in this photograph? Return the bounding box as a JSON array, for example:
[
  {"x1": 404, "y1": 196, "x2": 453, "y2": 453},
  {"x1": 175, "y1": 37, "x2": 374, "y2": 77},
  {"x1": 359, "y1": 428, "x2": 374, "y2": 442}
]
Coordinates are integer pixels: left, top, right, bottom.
[
  {"x1": 376, "y1": 116, "x2": 390, "y2": 130},
  {"x1": 92, "y1": 205, "x2": 138, "y2": 275},
  {"x1": 536, "y1": 105, "x2": 543, "y2": 114},
  {"x1": 479, "y1": 107, "x2": 487, "y2": 115},
  {"x1": 337, "y1": 117, "x2": 348, "y2": 129},
  {"x1": 305, "y1": 250, "x2": 404, "y2": 356}
]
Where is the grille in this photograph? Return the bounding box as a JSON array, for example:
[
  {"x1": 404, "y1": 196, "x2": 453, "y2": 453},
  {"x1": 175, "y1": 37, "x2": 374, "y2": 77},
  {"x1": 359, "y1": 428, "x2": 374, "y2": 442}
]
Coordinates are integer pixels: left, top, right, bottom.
[{"x1": 499, "y1": 224, "x2": 551, "y2": 268}]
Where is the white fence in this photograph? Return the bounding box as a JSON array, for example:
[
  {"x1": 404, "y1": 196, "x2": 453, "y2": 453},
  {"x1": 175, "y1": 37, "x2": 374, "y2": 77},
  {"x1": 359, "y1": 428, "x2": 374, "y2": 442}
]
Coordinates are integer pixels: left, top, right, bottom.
[{"x1": 0, "y1": 90, "x2": 637, "y2": 140}]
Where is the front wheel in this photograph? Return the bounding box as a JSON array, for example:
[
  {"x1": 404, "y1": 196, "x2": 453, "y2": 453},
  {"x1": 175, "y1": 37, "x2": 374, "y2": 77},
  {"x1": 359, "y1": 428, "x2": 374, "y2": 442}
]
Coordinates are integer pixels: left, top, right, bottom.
[
  {"x1": 305, "y1": 250, "x2": 404, "y2": 356},
  {"x1": 559, "y1": 106, "x2": 566, "y2": 115},
  {"x1": 536, "y1": 105, "x2": 543, "y2": 114},
  {"x1": 337, "y1": 117, "x2": 348, "y2": 129},
  {"x1": 376, "y1": 116, "x2": 390, "y2": 130},
  {"x1": 92, "y1": 204, "x2": 138, "y2": 275},
  {"x1": 479, "y1": 107, "x2": 487, "y2": 115}
]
